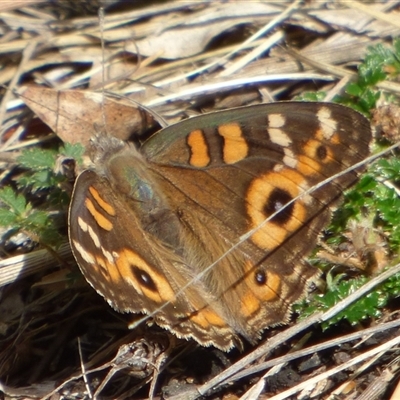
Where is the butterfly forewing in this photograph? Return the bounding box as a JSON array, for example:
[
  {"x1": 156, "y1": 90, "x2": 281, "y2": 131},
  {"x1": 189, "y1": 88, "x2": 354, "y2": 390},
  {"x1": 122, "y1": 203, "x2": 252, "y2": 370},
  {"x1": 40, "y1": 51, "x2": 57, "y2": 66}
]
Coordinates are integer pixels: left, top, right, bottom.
[
  {"x1": 70, "y1": 168, "x2": 240, "y2": 349},
  {"x1": 69, "y1": 102, "x2": 371, "y2": 350}
]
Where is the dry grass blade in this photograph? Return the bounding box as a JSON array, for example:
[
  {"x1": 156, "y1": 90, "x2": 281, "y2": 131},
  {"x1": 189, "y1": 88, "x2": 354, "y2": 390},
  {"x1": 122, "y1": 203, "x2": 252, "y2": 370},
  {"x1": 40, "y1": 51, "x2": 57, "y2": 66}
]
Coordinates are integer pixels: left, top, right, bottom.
[
  {"x1": 338, "y1": 0, "x2": 400, "y2": 30},
  {"x1": 0, "y1": 242, "x2": 72, "y2": 287},
  {"x1": 268, "y1": 334, "x2": 400, "y2": 400}
]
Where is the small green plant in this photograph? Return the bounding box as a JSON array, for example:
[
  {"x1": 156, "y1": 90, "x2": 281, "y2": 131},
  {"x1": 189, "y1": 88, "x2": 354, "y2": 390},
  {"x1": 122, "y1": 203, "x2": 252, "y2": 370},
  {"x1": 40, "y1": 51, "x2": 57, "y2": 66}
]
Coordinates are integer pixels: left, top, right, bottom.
[
  {"x1": 296, "y1": 38, "x2": 400, "y2": 328},
  {"x1": 296, "y1": 270, "x2": 400, "y2": 330},
  {"x1": 0, "y1": 143, "x2": 84, "y2": 247},
  {"x1": 337, "y1": 39, "x2": 400, "y2": 114},
  {"x1": 298, "y1": 38, "x2": 400, "y2": 116}
]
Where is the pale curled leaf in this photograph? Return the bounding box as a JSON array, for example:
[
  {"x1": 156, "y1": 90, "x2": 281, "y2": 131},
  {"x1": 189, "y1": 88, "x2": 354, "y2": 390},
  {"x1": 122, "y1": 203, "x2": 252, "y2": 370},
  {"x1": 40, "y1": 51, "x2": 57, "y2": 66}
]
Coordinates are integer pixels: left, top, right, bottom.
[
  {"x1": 127, "y1": 2, "x2": 281, "y2": 59},
  {"x1": 18, "y1": 86, "x2": 157, "y2": 145},
  {"x1": 132, "y1": 20, "x2": 240, "y2": 59}
]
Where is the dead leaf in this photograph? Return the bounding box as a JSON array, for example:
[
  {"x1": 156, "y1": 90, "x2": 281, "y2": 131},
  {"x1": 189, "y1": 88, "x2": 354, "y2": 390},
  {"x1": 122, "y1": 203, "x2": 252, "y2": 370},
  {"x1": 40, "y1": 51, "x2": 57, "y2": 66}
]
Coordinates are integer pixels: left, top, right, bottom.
[
  {"x1": 132, "y1": 20, "x2": 239, "y2": 59},
  {"x1": 125, "y1": 3, "x2": 280, "y2": 59},
  {"x1": 18, "y1": 86, "x2": 158, "y2": 145}
]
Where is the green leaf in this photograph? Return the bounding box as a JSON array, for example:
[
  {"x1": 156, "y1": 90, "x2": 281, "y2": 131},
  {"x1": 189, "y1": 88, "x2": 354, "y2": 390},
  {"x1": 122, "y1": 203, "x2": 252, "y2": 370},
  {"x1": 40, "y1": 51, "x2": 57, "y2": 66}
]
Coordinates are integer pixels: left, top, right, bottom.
[
  {"x1": 0, "y1": 187, "x2": 27, "y2": 216},
  {"x1": 0, "y1": 208, "x2": 18, "y2": 226},
  {"x1": 62, "y1": 142, "x2": 85, "y2": 161},
  {"x1": 346, "y1": 83, "x2": 363, "y2": 97},
  {"x1": 17, "y1": 148, "x2": 58, "y2": 170},
  {"x1": 295, "y1": 91, "x2": 327, "y2": 102},
  {"x1": 25, "y1": 210, "x2": 49, "y2": 228}
]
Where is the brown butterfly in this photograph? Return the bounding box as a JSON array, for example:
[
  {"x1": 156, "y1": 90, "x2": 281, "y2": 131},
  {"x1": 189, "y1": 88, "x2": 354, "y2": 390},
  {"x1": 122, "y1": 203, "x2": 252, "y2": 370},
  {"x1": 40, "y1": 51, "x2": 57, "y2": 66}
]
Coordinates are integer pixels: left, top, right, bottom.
[{"x1": 69, "y1": 102, "x2": 371, "y2": 350}]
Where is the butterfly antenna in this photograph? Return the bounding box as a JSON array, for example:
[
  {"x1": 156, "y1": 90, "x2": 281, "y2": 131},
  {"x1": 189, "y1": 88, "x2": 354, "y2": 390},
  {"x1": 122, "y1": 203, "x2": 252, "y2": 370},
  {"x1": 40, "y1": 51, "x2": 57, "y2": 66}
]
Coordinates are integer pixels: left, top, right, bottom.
[{"x1": 98, "y1": 7, "x2": 108, "y2": 135}]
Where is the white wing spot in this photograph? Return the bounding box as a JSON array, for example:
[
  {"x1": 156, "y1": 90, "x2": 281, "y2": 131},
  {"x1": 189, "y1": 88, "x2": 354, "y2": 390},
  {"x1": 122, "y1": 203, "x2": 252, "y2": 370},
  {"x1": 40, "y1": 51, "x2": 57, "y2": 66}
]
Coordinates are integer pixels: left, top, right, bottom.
[
  {"x1": 78, "y1": 217, "x2": 89, "y2": 232},
  {"x1": 283, "y1": 148, "x2": 297, "y2": 168},
  {"x1": 273, "y1": 164, "x2": 284, "y2": 172},
  {"x1": 73, "y1": 240, "x2": 95, "y2": 264},
  {"x1": 268, "y1": 113, "x2": 285, "y2": 128},
  {"x1": 88, "y1": 224, "x2": 101, "y2": 249},
  {"x1": 268, "y1": 128, "x2": 292, "y2": 147},
  {"x1": 317, "y1": 107, "x2": 337, "y2": 139}
]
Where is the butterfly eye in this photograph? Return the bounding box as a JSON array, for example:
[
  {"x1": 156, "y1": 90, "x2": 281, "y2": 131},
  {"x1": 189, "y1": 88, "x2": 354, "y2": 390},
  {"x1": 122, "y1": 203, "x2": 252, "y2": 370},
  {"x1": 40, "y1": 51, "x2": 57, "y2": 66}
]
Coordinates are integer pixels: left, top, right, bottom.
[
  {"x1": 255, "y1": 270, "x2": 267, "y2": 285},
  {"x1": 263, "y1": 188, "x2": 293, "y2": 225},
  {"x1": 133, "y1": 267, "x2": 158, "y2": 292},
  {"x1": 316, "y1": 145, "x2": 328, "y2": 160}
]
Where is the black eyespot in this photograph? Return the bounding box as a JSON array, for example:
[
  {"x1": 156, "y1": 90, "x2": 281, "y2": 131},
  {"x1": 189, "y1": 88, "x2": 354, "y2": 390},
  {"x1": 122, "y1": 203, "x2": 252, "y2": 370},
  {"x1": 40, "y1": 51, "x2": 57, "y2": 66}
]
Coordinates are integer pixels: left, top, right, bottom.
[
  {"x1": 263, "y1": 188, "x2": 293, "y2": 225},
  {"x1": 132, "y1": 266, "x2": 157, "y2": 292},
  {"x1": 316, "y1": 145, "x2": 328, "y2": 160},
  {"x1": 255, "y1": 270, "x2": 266, "y2": 285}
]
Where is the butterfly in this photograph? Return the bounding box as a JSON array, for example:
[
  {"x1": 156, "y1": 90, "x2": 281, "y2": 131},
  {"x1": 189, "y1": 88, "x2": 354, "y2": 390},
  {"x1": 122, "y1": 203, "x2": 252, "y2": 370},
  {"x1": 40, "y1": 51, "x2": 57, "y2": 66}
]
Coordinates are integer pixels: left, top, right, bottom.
[{"x1": 69, "y1": 102, "x2": 371, "y2": 350}]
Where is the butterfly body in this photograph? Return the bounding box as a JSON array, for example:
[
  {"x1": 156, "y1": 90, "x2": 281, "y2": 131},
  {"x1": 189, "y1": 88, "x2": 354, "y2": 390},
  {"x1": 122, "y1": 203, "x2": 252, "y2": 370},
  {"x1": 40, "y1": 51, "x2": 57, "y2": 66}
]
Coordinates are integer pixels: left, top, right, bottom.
[{"x1": 69, "y1": 102, "x2": 371, "y2": 350}]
